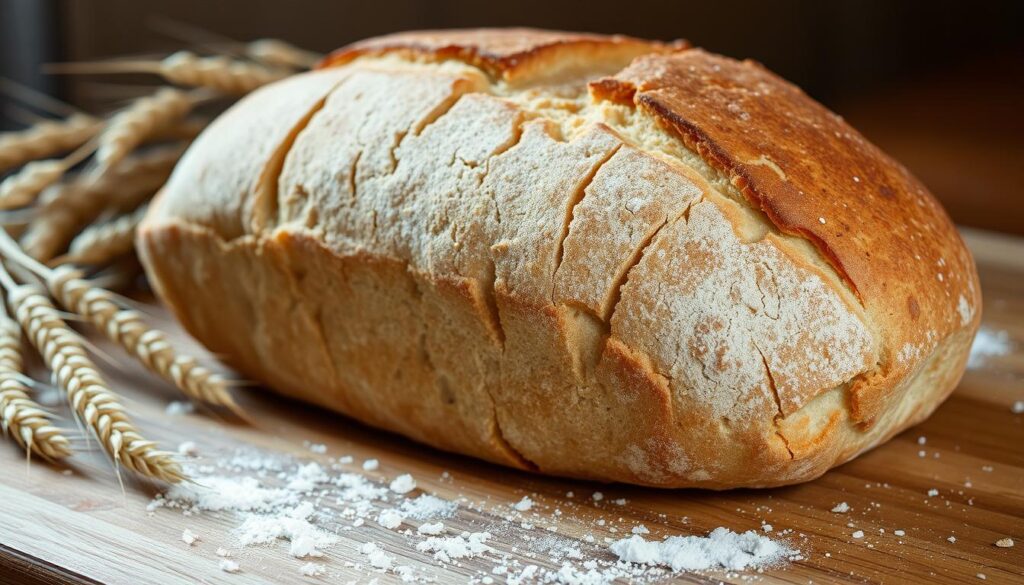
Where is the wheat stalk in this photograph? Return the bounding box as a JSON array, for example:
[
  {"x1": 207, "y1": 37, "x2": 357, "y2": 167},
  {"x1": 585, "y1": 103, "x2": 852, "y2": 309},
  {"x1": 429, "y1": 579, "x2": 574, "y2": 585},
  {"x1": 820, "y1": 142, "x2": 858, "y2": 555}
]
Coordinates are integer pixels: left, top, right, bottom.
[
  {"x1": 21, "y1": 144, "x2": 184, "y2": 262},
  {"x1": 50, "y1": 51, "x2": 290, "y2": 94},
  {"x1": 93, "y1": 88, "x2": 194, "y2": 174},
  {"x1": 0, "y1": 141, "x2": 97, "y2": 210},
  {"x1": 3, "y1": 280, "x2": 184, "y2": 482},
  {"x1": 0, "y1": 309, "x2": 72, "y2": 460},
  {"x1": 57, "y1": 204, "x2": 148, "y2": 267},
  {"x1": 247, "y1": 39, "x2": 321, "y2": 69},
  {"x1": 46, "y1": 266, "x2": 237, "y2": 411},
  {"x1": 0, "y1": 114, "x2": 102, "y2": 173}
]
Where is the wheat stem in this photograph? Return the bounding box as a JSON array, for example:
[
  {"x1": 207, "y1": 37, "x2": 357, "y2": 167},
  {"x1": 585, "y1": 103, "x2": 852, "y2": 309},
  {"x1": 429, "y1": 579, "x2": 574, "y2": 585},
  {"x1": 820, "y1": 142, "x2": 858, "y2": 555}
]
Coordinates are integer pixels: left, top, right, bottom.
[
  {"x1": 0, "y1": 114, "x2": 102, "y2": 173},
  {"x1": 0, "y1": 308, "x2": 72, "y2": 460}
]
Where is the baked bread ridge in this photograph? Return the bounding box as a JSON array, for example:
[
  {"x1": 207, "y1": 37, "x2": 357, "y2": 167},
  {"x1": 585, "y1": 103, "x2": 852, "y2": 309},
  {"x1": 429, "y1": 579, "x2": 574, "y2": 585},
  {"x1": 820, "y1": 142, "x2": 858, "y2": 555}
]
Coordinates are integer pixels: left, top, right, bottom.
[{"x1": 139, "y1": 29, "x2": 980, "y2": 488}]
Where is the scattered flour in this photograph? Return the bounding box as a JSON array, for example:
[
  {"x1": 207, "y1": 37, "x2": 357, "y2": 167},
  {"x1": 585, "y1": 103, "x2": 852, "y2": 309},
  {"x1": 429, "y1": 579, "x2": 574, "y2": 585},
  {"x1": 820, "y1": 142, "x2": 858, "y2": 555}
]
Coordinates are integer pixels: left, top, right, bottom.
[
  {"x1": 149, "y1": 447, "x2": 799, "y2": 583},
  {"x1": 416, "y1": 531, "x2": 492, "y2": 563},
  {"x1": 400, "y1": 494, "x2": 458, "y2": 520},
  {"x1": 831, "y1": 502, "x2": 850, "y2": 513},
  {"x1": 378, "y1": 509, "x2": 404, "y2": 529},
  {"x1": 360, "y1": 542, "x2": 394, "y2": 569},
  {"x1": 417, "y1": 522, "x2": 445, "y2": 536},
  {"x1": 967, "y1": 328, "x2": 1012, "y2": 369},
  {"x1": 513, "y1": 496, "x2": 534, "y2": 512},
  {"x1": 177, "y1": 441, "x2": 199, "y2": 457},
  {"x1": 609, "y1": 528, "x2": 794, "y2": 572},
  {"x1": 362, "y1": 458, "x2": 380, "y2": 471},
  {"x1": 299, "y1": 562, "x2": 325, "y2": 576},
  {"x1": 181, "y1": 528, "x2": 198, "y2": 546},
  {"x1": 164, "y1": 401, "x2": 195, "y2": 416},
  {"x1": 390, "y1": 474, "x2": 417, "y2": 494}
]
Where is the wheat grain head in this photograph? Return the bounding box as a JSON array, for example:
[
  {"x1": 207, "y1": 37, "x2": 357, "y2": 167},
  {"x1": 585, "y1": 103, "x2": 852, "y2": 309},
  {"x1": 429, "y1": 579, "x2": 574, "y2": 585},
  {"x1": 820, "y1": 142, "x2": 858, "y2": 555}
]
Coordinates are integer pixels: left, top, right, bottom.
[
  {"x1": 47, "y1": 267, "x2": 237, "y2": 411},
  {"x1": 0, "y1": 312, "x2": 72, "y2": 460},
  {"x1": 0, "y1": 114, "x2": 101, "y2": 173},
  {"x1": 6, "y1": 284, "x2": 184, "y2": 482},
  {"x1": 94, "y1": 88, "x2": 193, "y2": 174}
]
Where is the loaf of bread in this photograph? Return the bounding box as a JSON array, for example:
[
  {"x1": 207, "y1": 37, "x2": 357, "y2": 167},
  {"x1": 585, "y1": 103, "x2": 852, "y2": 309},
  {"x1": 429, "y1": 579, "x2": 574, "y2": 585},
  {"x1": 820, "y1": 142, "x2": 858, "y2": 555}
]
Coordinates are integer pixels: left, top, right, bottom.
[{"x1": 138, "y1": 29, "x2": 981, "y2": 488}]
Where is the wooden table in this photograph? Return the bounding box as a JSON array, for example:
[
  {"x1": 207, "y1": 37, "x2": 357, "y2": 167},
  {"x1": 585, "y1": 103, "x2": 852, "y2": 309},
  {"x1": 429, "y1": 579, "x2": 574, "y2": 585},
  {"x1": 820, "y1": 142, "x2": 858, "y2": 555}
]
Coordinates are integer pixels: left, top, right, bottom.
[{"x1": 0, "y1": 228, "x2": 1021, "y2": 585}]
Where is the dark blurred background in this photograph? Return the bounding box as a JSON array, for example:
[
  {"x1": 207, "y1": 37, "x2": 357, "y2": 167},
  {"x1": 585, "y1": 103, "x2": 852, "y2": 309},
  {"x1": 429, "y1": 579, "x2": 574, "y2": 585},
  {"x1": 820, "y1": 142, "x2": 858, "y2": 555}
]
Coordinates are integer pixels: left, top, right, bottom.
[{"x1": 2, "y1": 0, "x2": 1022, "y2": 234}]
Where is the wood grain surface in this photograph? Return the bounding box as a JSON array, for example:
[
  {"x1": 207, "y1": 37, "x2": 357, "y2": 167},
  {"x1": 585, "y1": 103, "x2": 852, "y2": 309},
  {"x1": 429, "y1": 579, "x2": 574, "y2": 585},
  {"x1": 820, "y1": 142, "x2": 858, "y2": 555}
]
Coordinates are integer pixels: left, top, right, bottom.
[{"x1": 0, "y1": 228, "x2": 1021, "y2": 585}]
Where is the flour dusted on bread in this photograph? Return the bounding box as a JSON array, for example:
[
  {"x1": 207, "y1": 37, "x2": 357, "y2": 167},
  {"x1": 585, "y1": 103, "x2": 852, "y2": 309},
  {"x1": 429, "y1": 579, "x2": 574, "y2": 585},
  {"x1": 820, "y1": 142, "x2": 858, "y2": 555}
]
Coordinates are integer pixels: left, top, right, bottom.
[{"x1": 139, "y1": 28, "x2": 981, "y2": 488}]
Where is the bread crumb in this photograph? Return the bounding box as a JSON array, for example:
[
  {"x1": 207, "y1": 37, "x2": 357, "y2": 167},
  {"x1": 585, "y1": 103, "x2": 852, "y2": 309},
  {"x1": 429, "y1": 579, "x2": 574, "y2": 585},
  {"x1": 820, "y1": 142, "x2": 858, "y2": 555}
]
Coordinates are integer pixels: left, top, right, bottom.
[
  {"x1": 181, "y1": 528, "x2": 198, "y2": 546},
  {"x1": 977, "y1": 573, "x2": 987, "y2": 580},
  {"x1": 389, "y1": 474, "x2": 416, "y2": 494},
  {"x1": 592, "y1": 492, "x2": 604, "y2": 502},
  {"x1": 995, "y1": 538, "x2": 1014, "y2": 548},
  {"x1": 362, "y1": 458, "x2": 379, "y2": 471},
  {"x1": 947, "y1": 536, "x2": 957, "y2": 543},
  {"x1": 927, "y1": 489, "x2": 939, "y2": 497},
  {"x1": 219, "y1": 559, "x2": 240, "y2": 573},
  {"x1": 852, "y1": 530, "x2": 864, "y2": 539},
  {"x1": 894, "y1": 530, "x2": 906, "y2": 537},
  {"x1": 917, "y1": 436, "x2": 927, "y2": 445},
  {"x1": 831, "y1": 502, "x2": 850, "y2": 513}
]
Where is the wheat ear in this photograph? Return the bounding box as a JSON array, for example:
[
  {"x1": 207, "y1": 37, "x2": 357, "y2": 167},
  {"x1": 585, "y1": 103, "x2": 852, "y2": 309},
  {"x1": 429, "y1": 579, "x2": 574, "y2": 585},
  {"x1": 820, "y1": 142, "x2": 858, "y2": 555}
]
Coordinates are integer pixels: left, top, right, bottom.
[
  {"x1": 51, "y1": 52, "x2": 289, "y2": 94},
  {"x1": 57, "y1": 204, "x2": 148, "y2": 267},
  {"x1": 93, "y1": 88, "x2": 194, "y2": 173},
  {"x1": 0, "y1": 114, "x2": 101, "y2": 173},
  {"x1": 3, "y1": 281, "x2": 184, "y2": 482},
  {"x1": 0, "y1": 141, "x2": 96, "y2": 210},
  {"x1": 21, "y1": 144, "x2": 185, "y2": 262},
  {"x1": 248, "y1": 39, "x2": 321, "y2": 70},
  {"x1": 46, "y1": 266, "x2": 237, "y2": 411},
  {"x1": 0, "y1": 309, "x2": 72, "y2": 460}
]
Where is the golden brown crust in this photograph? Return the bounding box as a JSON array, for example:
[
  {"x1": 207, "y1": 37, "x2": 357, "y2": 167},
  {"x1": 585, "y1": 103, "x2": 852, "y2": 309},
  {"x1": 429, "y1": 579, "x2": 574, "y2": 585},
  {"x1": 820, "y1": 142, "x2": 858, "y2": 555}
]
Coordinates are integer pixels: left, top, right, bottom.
[
  {"x1": 140, "y1": 28, "x2": 981, "y2": 488},
  {"x1": 595, "y1": 49, "x2": 982, "y2": 425},
  {"x1": 322, "y1": 28, "x2": 685, "y2": 81}
]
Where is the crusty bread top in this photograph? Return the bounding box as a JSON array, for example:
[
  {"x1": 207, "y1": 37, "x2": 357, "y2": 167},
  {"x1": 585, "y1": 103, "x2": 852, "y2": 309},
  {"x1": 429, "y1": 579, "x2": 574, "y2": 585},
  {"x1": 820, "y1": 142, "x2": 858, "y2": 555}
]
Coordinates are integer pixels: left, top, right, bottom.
[
  {"x1": 322, "y1": 28, "x2": 682, "y2": 82},
  {"x1": 316, "y1": 29, "x2": 981, "y2": 426}
]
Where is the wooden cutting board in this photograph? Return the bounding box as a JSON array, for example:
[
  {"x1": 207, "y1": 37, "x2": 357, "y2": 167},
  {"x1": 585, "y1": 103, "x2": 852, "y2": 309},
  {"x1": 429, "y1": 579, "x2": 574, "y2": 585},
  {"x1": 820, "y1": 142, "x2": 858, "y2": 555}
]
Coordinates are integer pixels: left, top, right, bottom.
[{"x1": 0, "y1": 228, "x2": 1021, "y2": 585}]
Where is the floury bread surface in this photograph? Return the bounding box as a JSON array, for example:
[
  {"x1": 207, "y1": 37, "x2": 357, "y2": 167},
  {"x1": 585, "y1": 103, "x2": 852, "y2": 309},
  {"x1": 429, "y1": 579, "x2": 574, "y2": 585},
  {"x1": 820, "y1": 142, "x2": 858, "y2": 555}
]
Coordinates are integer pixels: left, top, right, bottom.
[{"x1": 138, "y1": 29, "x2": 981, "y2": 488}]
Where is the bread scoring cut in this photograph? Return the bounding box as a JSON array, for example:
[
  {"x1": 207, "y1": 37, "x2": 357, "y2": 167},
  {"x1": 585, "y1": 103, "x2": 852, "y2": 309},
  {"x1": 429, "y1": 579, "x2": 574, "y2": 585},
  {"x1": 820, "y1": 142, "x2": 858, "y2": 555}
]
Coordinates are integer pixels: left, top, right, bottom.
[{"x1": 140, "y1": 29, "x2": 980, "y2": 488}]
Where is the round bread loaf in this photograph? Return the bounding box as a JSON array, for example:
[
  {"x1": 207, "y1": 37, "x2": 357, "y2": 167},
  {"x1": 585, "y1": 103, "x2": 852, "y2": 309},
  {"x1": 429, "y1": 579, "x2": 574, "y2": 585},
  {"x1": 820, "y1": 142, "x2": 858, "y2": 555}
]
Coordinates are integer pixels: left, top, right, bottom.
[{"x1": 138, "y1": 29, "x2": 981, "y2": 488}]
